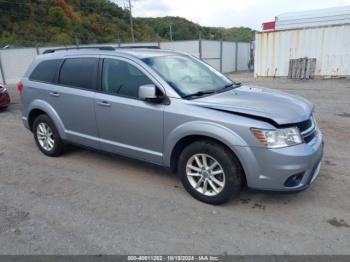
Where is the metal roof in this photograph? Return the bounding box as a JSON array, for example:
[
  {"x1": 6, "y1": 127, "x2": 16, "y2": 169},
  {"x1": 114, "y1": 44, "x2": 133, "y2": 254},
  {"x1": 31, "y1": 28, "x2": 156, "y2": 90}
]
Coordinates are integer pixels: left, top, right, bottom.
[{"x1": 276, "y1": 5, "x2": 350, "y2": 30}]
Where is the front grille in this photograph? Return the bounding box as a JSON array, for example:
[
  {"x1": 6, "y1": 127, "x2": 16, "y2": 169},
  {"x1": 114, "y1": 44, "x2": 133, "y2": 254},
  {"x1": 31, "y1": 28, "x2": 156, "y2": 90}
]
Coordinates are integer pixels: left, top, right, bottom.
[
  {"x1": 296, "y1": 116, "x2": 317, "y2": 144},
  {"x1": 296, "y1": 119, "x2": 313, "y2": 133},
  {"x1": 303, "y1": 130, "x2": 317, "y2": 143}
]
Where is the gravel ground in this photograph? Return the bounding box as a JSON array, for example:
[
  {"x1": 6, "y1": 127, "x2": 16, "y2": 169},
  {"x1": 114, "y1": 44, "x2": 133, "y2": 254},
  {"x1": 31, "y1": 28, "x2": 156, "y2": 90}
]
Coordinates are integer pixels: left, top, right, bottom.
[{"x1": 0, "y1": 73, "x2": 349, "y2": 254}]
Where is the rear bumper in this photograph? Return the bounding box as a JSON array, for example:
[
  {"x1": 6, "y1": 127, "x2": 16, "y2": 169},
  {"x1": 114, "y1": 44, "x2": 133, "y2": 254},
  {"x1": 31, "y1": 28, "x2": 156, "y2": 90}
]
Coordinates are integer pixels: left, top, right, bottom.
[
  {"x1": 0, "y1": 92, "x2": 10, "y2": 107},
  {"x1": 236, "y1": 129, "x2": 324, "y2": 192}
]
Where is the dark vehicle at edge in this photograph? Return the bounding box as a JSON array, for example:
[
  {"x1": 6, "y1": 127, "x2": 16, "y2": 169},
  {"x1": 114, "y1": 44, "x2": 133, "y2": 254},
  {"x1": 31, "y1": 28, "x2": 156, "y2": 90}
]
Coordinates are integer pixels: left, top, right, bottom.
[{"x1": 0, "y1": 84, "x2": 10, "y2": 108}]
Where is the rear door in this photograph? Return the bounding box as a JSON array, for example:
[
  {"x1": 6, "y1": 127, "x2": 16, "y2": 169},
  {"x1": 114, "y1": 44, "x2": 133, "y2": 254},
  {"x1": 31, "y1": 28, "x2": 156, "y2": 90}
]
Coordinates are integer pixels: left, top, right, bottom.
[
  {"x1": 94, "y1": 57, "x2": 164, "y2": 164},
  {"x1": 48, "y1": 56, "x2": 99, "y2": 148}
]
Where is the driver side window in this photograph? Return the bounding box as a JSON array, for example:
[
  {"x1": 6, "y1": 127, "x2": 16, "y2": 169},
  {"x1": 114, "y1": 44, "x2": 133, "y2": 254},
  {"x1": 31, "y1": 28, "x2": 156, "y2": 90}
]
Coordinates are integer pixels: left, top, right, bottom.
[{"x1": 102, "y1": 58, "x2": 153, "y2": 99}]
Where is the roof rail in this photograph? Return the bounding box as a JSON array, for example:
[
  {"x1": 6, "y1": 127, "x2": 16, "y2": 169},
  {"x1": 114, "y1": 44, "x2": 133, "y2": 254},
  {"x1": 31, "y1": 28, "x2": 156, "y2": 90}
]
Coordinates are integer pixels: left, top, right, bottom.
[
  {"x1": 119, "y1": 45, "x2": 160, "y2": 49},
  {"x1": 42, "y1": 45, "x2": 160, "y2": 54},
  {"x1": 42, "y1": 46, "x2": 115, "y2": 54}
]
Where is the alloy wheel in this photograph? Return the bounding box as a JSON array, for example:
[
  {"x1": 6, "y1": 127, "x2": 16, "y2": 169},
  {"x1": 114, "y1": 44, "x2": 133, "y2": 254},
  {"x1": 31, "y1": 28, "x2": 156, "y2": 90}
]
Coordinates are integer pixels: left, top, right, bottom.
[
  {"x1": 186, "y1": 154, "x2": 226, "y2": 196},
  {"x1": 36, "y1": 122, "x2": 55, "y2": 151}
]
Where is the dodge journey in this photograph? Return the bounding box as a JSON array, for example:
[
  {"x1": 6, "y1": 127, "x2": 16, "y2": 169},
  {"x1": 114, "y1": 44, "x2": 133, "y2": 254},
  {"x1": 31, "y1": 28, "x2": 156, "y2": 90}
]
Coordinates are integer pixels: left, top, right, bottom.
[{"x1": 19, "y1": 46, "x2": 324, "y2": 204}]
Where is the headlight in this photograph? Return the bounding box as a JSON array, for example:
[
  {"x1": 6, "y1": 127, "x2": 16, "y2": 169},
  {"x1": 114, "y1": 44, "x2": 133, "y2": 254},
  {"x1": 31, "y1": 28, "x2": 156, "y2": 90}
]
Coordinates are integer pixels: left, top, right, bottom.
[
  {"x1": 312, "y1": 115, "x2": 318, "y2": 128},
  {"x1": 251, "y1": 127, "x2": 303, "y2": 148}
]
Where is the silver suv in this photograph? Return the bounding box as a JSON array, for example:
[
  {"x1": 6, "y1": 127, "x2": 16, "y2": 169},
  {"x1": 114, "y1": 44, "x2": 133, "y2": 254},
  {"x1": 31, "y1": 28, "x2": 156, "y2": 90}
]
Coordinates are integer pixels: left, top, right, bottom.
[{"x1": 19, "y1": 46, "x2": 324, "y2": 204}]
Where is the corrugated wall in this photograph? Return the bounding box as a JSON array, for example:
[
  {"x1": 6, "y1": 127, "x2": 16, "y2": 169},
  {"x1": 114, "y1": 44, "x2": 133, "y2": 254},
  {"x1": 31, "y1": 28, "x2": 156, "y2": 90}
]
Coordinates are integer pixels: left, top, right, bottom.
[
  {"x1": 237, "y1": 42, "x2": 250, "y2": 71},
  {"x1": 222, "y1": 42, "x2": 236, "y2": 73},
  {"x1": 254, "y1": 24, "x2": 350, "y2": 77},
  {"x1": 202, "y1": 40, "x2": 221, "y2": 70},
  {"x1": 0, "y1": 48, "x2": 37, "y2": 84},
  {"x1": 0, "y1": 40, "x2": 251, "y2": 84},
  {"x1": 160, "y1": 40, "x2": 200, "y2": 57}
]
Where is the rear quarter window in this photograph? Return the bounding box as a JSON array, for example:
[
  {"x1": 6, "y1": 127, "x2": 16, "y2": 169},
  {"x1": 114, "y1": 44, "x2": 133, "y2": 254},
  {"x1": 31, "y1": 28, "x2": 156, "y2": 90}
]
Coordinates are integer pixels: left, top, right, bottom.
[
  {"x1": 58, "y1": 58, "x2": 98, "y2": 90},
  {"x1": 29, "y1": 59, "x2": 62, "y2": 83}
]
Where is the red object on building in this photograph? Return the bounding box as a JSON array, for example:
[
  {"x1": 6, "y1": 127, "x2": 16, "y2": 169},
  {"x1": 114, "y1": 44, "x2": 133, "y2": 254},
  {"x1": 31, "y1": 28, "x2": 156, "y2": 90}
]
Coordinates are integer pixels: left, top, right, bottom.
[{"x1": 262, "y1": 21, "x2": 276, "y2": 31}]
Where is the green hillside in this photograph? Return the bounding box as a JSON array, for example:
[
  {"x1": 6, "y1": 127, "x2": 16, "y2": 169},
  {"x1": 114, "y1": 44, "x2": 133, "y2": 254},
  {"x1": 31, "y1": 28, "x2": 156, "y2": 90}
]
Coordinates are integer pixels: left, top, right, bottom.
[
  {"x1": 138, "y1": 16, "x2": 254, "y2": 42},
  {"x1": 0, "y1": 0, "x2": 254, "y2": 47}
]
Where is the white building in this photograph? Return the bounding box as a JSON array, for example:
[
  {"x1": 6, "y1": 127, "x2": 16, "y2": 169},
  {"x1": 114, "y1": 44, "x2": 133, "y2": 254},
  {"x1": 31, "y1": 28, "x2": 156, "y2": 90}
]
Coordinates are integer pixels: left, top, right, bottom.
[{"x1": 255, "y1": 6, "x2": 350, "y2": 78}]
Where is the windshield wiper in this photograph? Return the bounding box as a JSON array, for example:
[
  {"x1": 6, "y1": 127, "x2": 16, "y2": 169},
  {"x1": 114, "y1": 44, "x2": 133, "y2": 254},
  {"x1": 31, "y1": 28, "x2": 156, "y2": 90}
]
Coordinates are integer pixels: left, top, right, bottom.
[
  {"x1": 182, "y1": 90, "x2": 216, "y2": 99},
  {"x1": 224, "y1": 81, "x2": 242, "y2": 89},
  {"x1": 182, "y1": 82, "x2": 241, "y2": 99},
  {"x1": 214, "y1": 82, "x2": 242, "y2": 93}
]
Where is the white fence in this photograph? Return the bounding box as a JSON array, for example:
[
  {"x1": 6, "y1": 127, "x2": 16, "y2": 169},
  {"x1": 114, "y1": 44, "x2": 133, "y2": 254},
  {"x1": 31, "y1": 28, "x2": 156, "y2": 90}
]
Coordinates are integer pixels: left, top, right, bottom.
[{"x1": 0, "y1": 40, "x2": 252, "y2": 84}]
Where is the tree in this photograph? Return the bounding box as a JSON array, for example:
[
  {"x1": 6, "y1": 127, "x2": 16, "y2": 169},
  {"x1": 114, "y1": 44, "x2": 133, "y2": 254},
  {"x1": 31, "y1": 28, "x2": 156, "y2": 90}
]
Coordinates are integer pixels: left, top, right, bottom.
[
  {"x1": 0, "y1": 0, "x2": 254, "y2": 46},
  {"x1": 48, "y1": 6, "x2": 71, "y2": 28}
]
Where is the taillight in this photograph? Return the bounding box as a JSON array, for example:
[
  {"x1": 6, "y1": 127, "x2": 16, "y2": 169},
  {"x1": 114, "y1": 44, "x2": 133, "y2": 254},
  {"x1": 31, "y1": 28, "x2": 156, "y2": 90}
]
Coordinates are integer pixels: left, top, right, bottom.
[{"x1": 17, "y1": 82, "x2": 23, "y2": 93}]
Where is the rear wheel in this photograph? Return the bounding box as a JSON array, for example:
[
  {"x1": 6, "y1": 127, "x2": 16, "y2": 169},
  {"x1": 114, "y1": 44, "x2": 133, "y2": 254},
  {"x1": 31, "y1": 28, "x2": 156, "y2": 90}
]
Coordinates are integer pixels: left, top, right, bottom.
[
  {"x1": 178, "y1": 140, "x2": 243, "y2": 205},
  {"x1": 33, "y1": 114, "x2": 64, "y2": 157}
]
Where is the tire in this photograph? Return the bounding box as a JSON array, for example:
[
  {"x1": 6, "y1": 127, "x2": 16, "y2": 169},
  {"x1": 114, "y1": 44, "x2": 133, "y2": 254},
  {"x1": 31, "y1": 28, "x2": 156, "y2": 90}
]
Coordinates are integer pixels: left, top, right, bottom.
[
  {"x1": 178, "y1": 140, "x2": 243, "y2": 205},
  {"x1": 33, "y1": 114, "x2": 64, "y2": 157}
]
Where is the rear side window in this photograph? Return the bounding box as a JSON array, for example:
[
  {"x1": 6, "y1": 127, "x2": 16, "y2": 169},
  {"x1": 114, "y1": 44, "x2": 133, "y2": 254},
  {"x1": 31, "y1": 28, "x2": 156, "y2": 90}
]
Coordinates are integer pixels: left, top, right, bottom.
[
  {"x1": 59, "y1": 58, "x2": 98, "y2": 90},
  {"x1": 29, "y1": 59, "x2": 61, "y2": 83}
]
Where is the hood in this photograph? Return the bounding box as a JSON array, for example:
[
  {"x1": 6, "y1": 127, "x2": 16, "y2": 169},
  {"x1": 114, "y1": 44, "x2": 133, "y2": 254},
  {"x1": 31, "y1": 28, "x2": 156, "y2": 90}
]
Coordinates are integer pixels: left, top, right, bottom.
[{"x1": 190, "y1": 85, "x2": 313, "y2": 125}]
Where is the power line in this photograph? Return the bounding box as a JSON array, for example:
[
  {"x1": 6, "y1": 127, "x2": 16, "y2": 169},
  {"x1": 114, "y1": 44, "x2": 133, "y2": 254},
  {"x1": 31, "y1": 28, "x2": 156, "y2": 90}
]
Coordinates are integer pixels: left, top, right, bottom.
[{"x1": 128, "y1": 0, "x2": 134, "y2": 42}]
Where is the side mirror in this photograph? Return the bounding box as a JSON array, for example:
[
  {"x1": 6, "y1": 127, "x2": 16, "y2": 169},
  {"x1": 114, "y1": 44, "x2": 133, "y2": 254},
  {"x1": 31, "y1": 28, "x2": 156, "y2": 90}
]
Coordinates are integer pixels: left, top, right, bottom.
[{"x1": 139, "y1": 84, "x2": 161, "y2": 103}]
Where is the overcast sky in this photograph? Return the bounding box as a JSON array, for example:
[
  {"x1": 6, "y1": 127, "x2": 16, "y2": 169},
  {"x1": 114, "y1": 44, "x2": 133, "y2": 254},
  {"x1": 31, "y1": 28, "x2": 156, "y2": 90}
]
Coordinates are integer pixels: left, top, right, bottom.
[{"x1": 114, "y1": 0, "x2": 350, "y2": 30}]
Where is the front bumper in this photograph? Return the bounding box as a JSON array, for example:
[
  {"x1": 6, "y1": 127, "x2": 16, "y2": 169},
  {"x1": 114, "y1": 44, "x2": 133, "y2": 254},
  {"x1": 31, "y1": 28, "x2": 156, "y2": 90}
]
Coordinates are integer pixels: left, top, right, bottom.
[{"x1": 238, "y1": 129, "x2": 324, "y2": 192}]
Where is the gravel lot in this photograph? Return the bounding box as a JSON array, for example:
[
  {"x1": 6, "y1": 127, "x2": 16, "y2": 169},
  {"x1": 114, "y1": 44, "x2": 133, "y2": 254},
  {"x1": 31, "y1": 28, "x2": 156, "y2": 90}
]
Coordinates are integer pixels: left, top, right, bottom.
[{"x1": 0, "y1": 73, "x2": 349, "y2": 254}]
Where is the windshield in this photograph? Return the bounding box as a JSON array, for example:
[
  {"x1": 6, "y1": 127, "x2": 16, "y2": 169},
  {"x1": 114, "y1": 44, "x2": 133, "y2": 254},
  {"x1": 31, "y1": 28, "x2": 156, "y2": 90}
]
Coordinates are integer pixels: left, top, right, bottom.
[{"x1": 142, "y1": 55, "x2": 233, "y2": 97}]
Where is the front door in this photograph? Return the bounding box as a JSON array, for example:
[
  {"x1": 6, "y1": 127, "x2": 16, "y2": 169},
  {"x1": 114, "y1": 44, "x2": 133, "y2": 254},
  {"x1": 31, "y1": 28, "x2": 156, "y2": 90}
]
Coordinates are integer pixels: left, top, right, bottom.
[{"x1": 94, "y1": 57, "x2": 164, "y2": 164}]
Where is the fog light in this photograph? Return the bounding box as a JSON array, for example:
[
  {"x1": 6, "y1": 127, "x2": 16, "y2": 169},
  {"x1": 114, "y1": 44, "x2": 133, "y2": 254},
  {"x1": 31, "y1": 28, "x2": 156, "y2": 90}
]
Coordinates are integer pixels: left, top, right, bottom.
[{"x1": 284, "y1": 173, "x2": 304, "y2": 187}]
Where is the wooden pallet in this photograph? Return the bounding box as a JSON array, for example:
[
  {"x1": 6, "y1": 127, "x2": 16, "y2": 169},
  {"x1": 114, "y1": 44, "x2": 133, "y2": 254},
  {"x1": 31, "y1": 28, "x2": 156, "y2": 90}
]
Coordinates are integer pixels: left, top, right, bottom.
[{"x1": 288, "y1": 58, "x2": 316, "y2": 79}]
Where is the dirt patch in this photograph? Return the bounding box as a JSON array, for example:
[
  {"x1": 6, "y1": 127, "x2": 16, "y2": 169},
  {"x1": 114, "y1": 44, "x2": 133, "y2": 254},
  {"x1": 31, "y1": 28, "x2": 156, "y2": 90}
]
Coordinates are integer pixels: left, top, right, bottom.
[
  {"x1": 324, "y1": 160, "x2": 337, "y2": 167},
  {"x1": 252, "y1": 203, "x2": 266, "y2": 210},
  {"x1": 336, "y1": 113, "x2": 350, "y2": 118},
  {"x1": 239, "y1": 198, "x2": 251, "y2": 204},
  {"x1": 327, "y1": 217, "x2": 350, "y2": 229},
  {"x1": 0, "y1": 204, "x2": 29, "y2": 234}
]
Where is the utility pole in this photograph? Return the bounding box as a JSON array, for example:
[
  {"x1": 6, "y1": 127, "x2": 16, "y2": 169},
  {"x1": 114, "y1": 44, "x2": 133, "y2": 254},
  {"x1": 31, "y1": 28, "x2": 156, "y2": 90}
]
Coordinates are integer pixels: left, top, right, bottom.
[
  {"x1": 169, "y1": 24, "x2": 173, "y2": 41},
  {"x1": 128, "y1": 0, "x2": 135, "y2": 42}
]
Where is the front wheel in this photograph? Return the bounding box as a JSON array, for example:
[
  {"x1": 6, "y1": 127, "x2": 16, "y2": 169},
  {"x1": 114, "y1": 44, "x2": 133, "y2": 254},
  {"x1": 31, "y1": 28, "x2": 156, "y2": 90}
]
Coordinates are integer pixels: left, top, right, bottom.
[
  {"x1": 178, "y1": 140, "x2": 243, "y2": 205},
  {"x1": 33, "y1": 114, "x2": 64, "y2": 157}
]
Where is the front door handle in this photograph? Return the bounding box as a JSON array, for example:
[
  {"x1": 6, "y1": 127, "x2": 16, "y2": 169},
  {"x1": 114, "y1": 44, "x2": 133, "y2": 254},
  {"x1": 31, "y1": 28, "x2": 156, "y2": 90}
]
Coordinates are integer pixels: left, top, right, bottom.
[
  {"x1": 97, "y1": 101, "x2": 111, "y2": 107},
  {"x1": 49, "y1": 92, "x2": 60, "y2": 97}
]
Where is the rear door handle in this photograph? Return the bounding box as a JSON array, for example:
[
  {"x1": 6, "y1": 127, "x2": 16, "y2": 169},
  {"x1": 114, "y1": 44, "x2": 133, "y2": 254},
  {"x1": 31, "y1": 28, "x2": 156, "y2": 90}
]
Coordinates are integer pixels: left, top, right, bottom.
[
  {"x1": 97, "y1": 101, "x2": 111, "y2": 107},
  {"x1": 49, "y1": 92, "x2": 60, "y2": 97}
]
